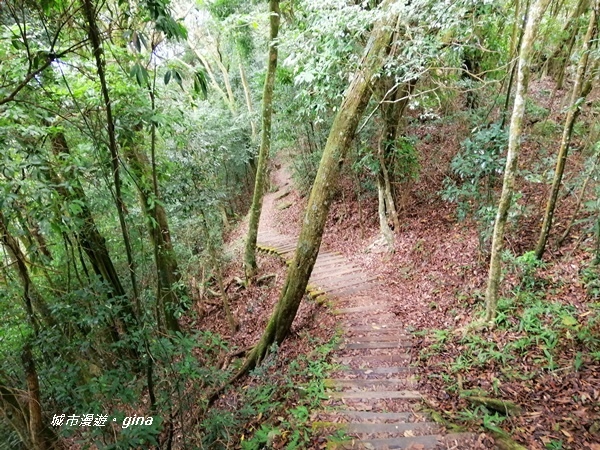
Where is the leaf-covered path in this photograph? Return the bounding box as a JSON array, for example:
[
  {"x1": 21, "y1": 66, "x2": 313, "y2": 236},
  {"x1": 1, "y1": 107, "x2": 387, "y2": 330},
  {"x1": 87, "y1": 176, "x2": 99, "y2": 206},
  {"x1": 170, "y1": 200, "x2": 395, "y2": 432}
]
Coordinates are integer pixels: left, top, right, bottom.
[{"x1": 255, "y1": 166, "x2": 479, "y2": 449}]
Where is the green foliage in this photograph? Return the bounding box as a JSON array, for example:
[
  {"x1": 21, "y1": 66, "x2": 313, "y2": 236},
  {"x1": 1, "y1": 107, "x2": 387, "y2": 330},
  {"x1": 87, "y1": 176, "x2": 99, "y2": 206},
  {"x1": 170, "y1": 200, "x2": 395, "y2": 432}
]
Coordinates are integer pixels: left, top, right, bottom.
[
  {"x1": 393, "y1": 136, "x2": 420, "y2": 182},
  {"x1": 208, "y1": 0, "x2": 246, "y2": 20},
  {"x1": 532, "y1": 119, "x2": 560, "y2": 138},
  {"x1": 291, "y1": 147, "x2": 323, "y2": 195},
  {"x1": 140, "y1": 0, "x2": 188, "y2": 40},
  {"x1": 200, "y1": 335, "x2": 339, "y2": 449},
  {"x1": 525, "y1": 98, "x2": 549, "y2": 123},
  {"x1": 581, "y1": 265, "x2": 600, "y2": 299},
  {"x1": 442, "y1": 122, "x2": 508, "y2": 251},
  {"x1": 503, "y1": 250, "x2": 546, "y2": 292}
]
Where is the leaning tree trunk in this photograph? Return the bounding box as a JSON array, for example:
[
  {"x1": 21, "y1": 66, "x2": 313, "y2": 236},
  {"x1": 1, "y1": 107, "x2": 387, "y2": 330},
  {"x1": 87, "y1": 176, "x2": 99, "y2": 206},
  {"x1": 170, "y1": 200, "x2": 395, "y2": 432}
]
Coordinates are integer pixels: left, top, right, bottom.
[
  {"x1": 239, "y1": 61, "x2": 257, "y2": 141},
  {"x1": 545, "y1": 0, "x2": 590, "y2": 88},
  {"x1": 122, "y1": 140, "x2": 182, "y2": 332},
  {"x1": 82, "y1": 0, "x2": 139, "y2": 304},
  {"x1": 484, "y1": 0, "x2": 550, "y2": 323},
  {"x1": 375, "y1": 78, "x2": 416, "y2": 248},
  {"x1": 0, "y1": 210, "x2": 56, "y2": 331},
  {"x1": 0, "y1": 373, "x2": 57, "y2": 450},
  {"x1": 244, "y1": 0, "x2": 280, "y2": 281},
  {"x1": 241, "y1": 0, "x2": 399, "y2": 370},
  {"x1": 535, "y1": 3, "x2": 598, "y2": 259},
  {"x1": 48, "y1": 132, "x2": 137, "y2": 339},
  {"x1": 22, "y1": 343, "x2": 48, "y2": 450}
]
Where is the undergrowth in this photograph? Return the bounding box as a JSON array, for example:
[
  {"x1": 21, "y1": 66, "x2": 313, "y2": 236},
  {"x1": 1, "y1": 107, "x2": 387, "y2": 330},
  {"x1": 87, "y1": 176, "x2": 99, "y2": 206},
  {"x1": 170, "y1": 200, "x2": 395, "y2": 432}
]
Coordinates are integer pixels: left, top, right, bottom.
[
  {"x1": 202, "y1": 332, "x2": 341, "y2": 449},
  {"x1": 419, "y1": 255, "x2": 600, "y2": 447}
]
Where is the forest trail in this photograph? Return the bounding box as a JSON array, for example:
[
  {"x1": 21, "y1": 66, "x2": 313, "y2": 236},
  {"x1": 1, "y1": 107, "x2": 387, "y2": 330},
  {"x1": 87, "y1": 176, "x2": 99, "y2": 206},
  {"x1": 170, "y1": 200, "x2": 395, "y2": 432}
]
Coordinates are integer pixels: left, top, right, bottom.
[{"x1": 255, "y1": 165, "x2": 478, "y2": 449}]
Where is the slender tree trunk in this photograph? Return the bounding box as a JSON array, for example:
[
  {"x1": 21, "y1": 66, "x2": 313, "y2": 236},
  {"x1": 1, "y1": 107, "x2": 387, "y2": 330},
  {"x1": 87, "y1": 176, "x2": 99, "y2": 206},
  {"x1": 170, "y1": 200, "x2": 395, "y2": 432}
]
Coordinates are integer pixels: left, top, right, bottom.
[
  {"x1": 378, "y1": 137, "x2": 400, "y2": 232},
  {"x1": 484, "y1": 0, "x2": 550, "y2": 323},
  {"x1": 239, "y1": 61, "x2": 257, "y2": 140},
  {"x1": 82, "y1": 0, "x2": 139, "y2": 306},
  {"x1": 0, "y1": 374, "x2": 58, "y2": 450},
  {"x1": 244, "y1": 0, "x2": 280, "y2": 280},
  {"x1": 214, "y1": 57, "x2": 236, "y2": 111},
  {"x1": 199, "y1": 211, "x2": 237, "y2": 332},
  {"x1": 535, "y1": 3, "x2": 597, "y2": 259},
  {"x1": 22, "y1": 343, "x2": 47, "y2": 450},
  {"x1": 545, "y1": 0, "x2": 590, "y2": 83},
  {"x1": 502, "y1": 0, "x2": 527, "y2": 128},
  {"x1": 241, "y1": 0, "x2": 398, "y2": 370},
  {"x1": 187, "y1": 48, "x2": 234, "y2": 113},
  {"x1": 376, "y1": 80, "x2": 415, "y2": 238},
  {"x1": 48, "y1": 132, "x2": 136, "y2": 335},
  {"x1": 122, "y1": 141, "x2": 182, "y2": 332},
  {"x1": 377, "y1": 175, "x2": 394, "y2": 248},
  {"x1": 0, "y1": 211, "x2": 55, "y2": 330},
  {"x1": 558, "y1": 148, "x2": 600, "y2": 246}
]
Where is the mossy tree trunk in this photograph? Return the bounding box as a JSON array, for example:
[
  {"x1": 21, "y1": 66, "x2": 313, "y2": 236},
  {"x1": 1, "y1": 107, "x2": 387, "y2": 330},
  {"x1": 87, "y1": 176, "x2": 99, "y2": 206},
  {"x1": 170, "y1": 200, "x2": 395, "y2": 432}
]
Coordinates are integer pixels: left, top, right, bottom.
[
  {"x1": 484, "y1": 0, "x2": 550, "y2": 323},
  {"x1": 244, "y1": 0, "x2": 280, "y2": 281},
  {"x1": 375, "y1": 78, "x2": 416, "y2": 249},
  {"x1": 535, "y1": 2, "x2": 598, "y2": 259},
  {"x1": 242, "y1": 0, "x2": 398, "y2": 370},
  {"x1": 545, "y1": 0, "x2": 590, "y2": 88}
]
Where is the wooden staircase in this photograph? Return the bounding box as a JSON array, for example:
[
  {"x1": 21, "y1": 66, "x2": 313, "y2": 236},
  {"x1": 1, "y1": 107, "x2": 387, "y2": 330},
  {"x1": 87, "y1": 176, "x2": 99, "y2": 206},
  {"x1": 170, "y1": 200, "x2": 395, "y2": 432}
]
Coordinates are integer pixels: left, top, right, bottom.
[{"x1": 254, "y1": 174, "x2": 479, "y2": 449}]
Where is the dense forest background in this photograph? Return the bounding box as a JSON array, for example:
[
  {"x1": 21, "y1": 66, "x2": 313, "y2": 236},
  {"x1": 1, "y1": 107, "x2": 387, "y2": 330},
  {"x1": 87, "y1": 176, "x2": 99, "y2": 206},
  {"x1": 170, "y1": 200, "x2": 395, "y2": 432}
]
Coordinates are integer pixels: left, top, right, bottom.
[{"x1": 1, "y1": 0, "x2": 600, "y2": 448}]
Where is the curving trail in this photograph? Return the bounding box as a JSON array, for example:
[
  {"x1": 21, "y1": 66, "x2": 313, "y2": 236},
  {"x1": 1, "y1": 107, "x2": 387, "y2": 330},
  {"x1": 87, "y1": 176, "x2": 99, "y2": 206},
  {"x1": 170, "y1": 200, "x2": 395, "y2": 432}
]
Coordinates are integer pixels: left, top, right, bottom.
[{"x1": 256, "y1": 166, "x2": 476, "y2": 449}]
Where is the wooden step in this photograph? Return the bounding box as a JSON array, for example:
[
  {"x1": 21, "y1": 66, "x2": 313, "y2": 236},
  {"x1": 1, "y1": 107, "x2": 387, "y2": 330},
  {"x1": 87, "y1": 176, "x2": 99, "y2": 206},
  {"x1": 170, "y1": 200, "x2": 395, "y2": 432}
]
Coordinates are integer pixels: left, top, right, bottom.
[
  {"x1": 341, "y1": 341, "x2": 412, "y2": 350},
  {"x1": 335, "y1": 305, "x2": 388, "y2": 314},
  {"x1": 344, "y1": 335, "x2": 412, "y2": 343},
  {"x1": 330, "y1": 282, "x2": 381, "y2": 295},
  {"x1": 325, "y1": 379, "x2": 415, "y2": 389},
  {"x1": 344, "y1": 325, "x2": 405, "y2": 333},
  {"x1": 334, "y1": 411, "x2": 415, "y2": 421},
  {"x1": 334, "y1": 434, "x2": 441, "y2": 449},
  {"x1": 312, "y1": 274, "x2": 375, "y2": 290},
  {"x1": 326, "y1": 278, "x2": 378, "y2": 292},
  {"x1": 335, "y1": 354, "x2": 411, "y2": 365},
  {"x1": 343, "y1": 366, "x2": 415, "y2": 376},
  {"x1": 314, "y1": 253, "x2": 345, "y2": 262},
  {"x1": 311, "y1": 266, "x2": 362, "y2": 279},
  {"x1": 346, "y1": 421, "x2": 439, "y2": 435},
  {"x1": 327, "y1": 390, "x2": 421, "y2": 400}
]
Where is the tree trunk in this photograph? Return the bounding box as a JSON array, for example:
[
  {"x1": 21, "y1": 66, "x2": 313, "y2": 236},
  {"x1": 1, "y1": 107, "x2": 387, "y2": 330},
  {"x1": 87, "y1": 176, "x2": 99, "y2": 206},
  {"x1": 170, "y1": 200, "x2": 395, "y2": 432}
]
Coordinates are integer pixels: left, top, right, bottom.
[
  {"x1": 122, "y1": 141, "x2": 182, "y2": 332},
  {"x1": 545, "y1": 0, "x2": 590, "y2": 84},
  {"x1": 242, "y1": 0, "x2": 398, "y2": 369},
  {"x1": 558, "y1": 149, "x2": 600, "y2": 247},
  {"x1": 484, "y1": 0, "x2": 550, "y2": 323},
  {"x1": 82, "y1": 0, "x2": 139, "y2": 306},
  {"x1": 244, "y1": 0, "x2": 280, "y2": 280},
  {"x1": 48, "y1": 133, "x2": 136, "y2": 328},
  {"x1": 535, "y1": 4, "x2": 597, "y2": 259},
  {"x1": 239, "y1": 61, "x2": 257, "y2": 141},
  {"x1": 22, "y1": 343, "x2": 47, "y2": 450},
  {"x1": 377, "y1": 175, "x2": 395, "y2": 248},
  {"x1": 200, "y1": 211, "x2": 238, "y2": 332},
  {"x1": 501, "y1": 0, "x2": 526, "y2": 128},
  {"x1": 0, "y1": 211, "x2": 55, "y2": 331},
  {"x1": 375, "y1": 78, "x2": 416, "y2": 243}
]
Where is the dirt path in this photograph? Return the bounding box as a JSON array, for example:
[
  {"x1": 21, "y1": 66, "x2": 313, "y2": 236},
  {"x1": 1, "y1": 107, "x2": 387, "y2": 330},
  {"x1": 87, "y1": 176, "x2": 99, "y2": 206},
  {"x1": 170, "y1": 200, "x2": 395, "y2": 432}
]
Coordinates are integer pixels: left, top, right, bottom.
[{"x1": 255, "y1": 165, "x2": 480, "y2": 449}]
